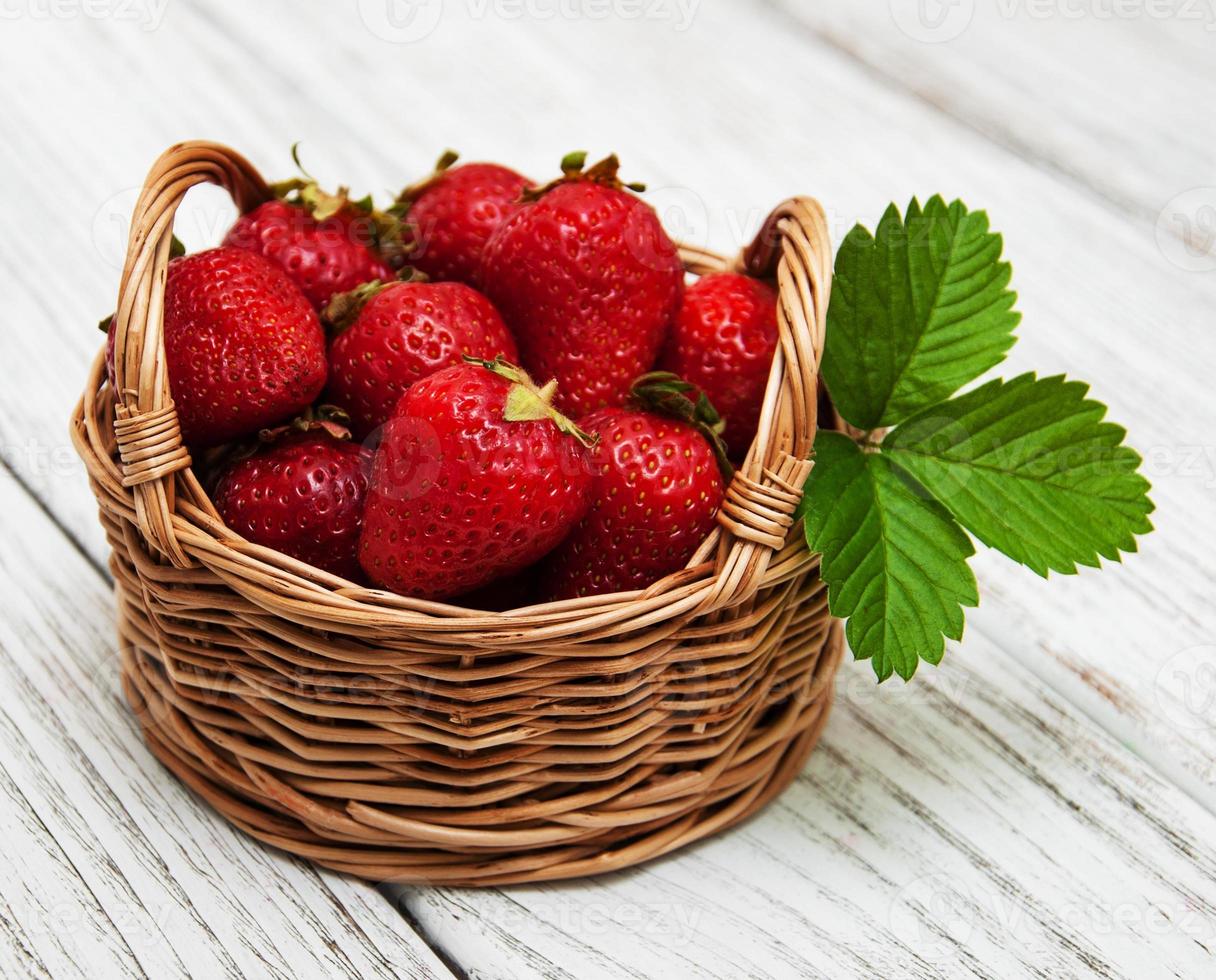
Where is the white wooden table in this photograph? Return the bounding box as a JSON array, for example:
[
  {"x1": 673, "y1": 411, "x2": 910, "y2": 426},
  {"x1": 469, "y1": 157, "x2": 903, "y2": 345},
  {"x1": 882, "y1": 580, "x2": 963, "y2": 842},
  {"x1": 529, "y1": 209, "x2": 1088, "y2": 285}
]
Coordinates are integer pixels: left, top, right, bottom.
[{"x1": 2, "y1": 2, "x2": 1214, "y2": 976}]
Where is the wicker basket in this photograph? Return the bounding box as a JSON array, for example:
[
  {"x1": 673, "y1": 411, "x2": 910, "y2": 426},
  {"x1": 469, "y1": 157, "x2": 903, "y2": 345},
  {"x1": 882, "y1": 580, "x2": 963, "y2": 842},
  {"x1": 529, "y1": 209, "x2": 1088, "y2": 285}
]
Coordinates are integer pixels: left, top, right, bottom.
[{"x1": 71, "y1": 141, "x2": 842, "y2": 886}]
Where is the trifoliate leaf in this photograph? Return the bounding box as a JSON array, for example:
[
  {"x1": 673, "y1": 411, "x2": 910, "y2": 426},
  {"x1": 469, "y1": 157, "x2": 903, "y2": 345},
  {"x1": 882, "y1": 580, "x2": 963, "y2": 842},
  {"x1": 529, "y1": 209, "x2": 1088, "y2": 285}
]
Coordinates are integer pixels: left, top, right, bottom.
[
  {"x1": 883, "y1": 374, "x2": 1155, "y2": 577},
  {"x1": 822, "y1": 197, "x2": 1020, "y2": 430},
  {"x1": 800, "y1": 431, "x2": 978, "y2": 681}
]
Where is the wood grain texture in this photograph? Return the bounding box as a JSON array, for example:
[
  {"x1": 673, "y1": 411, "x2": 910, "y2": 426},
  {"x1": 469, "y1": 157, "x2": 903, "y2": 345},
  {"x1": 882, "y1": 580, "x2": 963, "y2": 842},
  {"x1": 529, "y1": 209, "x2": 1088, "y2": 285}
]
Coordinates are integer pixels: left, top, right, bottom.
[
  {"x1": 8, "y1": 0, "x2": 1210, "y2": 806},
  {"x1": 764, "y1": 0, "x2": 1216, "y2": 226},
  {"x1": 400, "y1": 636, "x2": 1216, "y2": 978},
  {"x1": 0, "y1": 468, "x2": 454, "y2": 978},
  {"x1": 189, "y1": 0, "x2": 1216, "y2": 807},
  {"x1": 0, "y1": 0, "x2": 1214, "y2": 976}
]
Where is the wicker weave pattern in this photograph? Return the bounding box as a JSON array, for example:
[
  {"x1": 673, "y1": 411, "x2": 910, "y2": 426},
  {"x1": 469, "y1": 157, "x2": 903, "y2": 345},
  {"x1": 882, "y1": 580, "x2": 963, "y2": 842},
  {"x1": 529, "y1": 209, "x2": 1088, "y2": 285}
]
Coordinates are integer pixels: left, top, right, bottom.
[{"x1": 71, "y1": 141, "x2": 842, "y2": 885}]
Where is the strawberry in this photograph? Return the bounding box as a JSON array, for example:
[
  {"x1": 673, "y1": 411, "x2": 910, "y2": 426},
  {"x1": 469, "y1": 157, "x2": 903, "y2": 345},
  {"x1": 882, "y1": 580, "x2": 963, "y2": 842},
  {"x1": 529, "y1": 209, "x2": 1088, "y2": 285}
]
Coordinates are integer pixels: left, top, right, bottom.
[
  {"x1": 457, "y1": 567, "x2": 539, "y2": 611},
  {"x1": 103, "y1": 313, "x2": 117, "y2": 390},
  {"x1": 224, "y1": 198, "x2": 393, "y2": 311},
  {"x1": 323, "y1": 277, "x2": 519, "y2": 440},
  {"x1": 394, "y1": 151, "x2": 530, "y2": 286},
  {"x1": 101, "y1": 236, "x2": 186, "y2": 390},
  {"x1": 151, "y1": 246, "x2": 327, "y2": 448},
  {"x1": 358, "y1": 359, "x2": 594, "y2": 600},
  {"x1": 538, "y1": 374, "x2": 729, "y2": 601},
  {"x1": 480, "y1": 153, "x2": 684, "y2": 417},
  {"x1": 660, "y1": 272, "x2": 779, "y2": 458},
  {"x1": 212, "y1": 418, "x2": 371, "y2": 581}
]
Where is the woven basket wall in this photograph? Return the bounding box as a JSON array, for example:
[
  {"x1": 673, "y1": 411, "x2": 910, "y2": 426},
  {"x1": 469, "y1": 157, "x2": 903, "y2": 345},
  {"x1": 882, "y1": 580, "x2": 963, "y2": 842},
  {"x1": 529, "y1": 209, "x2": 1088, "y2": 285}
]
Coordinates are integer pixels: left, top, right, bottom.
[{"x1": 70, "y1": 141, "x2": 842, "y2": 886}]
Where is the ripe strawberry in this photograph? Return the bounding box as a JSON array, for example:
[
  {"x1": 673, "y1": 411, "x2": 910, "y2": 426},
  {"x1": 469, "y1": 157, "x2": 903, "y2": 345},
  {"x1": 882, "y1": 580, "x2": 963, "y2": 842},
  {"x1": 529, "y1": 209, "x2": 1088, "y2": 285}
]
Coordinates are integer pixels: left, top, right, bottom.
[
  {"x1": 538, "y1": 374, "x2": 729, "y2": 601},
  {"x1": 457, "y1": 567, "x2": 539, "y2": 611},
  {"x1": 212, "y1": 420, "x2": 371, "y2": 582},
  {"x1": 480, "y1": 153, "x2": 684, "y2": 417},
  {"x1": 324, "y1": 277, "x2": 519, "y2": 440},
  {"x1": 394, "y1": 152, "x2": 530, "y2": 286},
  {"x1": 660, "y1": 272, "x2": 779, "y2": 458},
  {"x1": 359, "y1": 359, "x2": 593, "y2": 600},
  {"x1": 103, "y1": 314, "x2": 117, "y2": 390},
  {"x1": 102, "y1": 236, "x2": 187, "y2": 390},
  {"x1": 224, "y1": 198, "x2": 393, "y2": 311},
  {"x1": 155, "y1": 246, "x2": 327, "y2": 448}
]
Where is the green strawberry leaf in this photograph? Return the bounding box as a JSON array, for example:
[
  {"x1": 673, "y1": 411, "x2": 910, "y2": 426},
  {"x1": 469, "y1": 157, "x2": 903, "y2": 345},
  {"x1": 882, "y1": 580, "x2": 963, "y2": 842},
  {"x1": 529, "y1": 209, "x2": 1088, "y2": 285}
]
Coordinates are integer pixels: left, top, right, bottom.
[
  {"x1": 799, "y1": 431, "x2": 978, "y2": 681},
  {"x1": 882, "y1": 373, "x2": 1155, "y2": 577},
  {"x1": 822, "y1": 197, "x2": 1020, "y2": 430}
]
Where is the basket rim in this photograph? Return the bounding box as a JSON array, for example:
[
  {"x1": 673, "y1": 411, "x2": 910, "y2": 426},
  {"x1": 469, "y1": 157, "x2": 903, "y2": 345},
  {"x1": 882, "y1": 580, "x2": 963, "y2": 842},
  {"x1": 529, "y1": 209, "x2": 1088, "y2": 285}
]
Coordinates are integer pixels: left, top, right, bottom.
[{"x1": 70, "y1": 140, "x2": 835, "y2": 637}]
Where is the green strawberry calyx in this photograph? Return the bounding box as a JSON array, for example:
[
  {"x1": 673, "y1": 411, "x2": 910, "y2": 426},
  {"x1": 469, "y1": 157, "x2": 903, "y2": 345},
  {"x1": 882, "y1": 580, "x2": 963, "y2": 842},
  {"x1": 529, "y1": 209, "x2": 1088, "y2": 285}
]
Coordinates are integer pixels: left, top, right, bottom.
[
  {"x1": 199, "y1": 405, "x2": 354, "y2": 487},
  {"x1": 321, "y1": 267, "x2": 429, "y2": 335},
  {"x1": 464, "y1": 356, "x2": 598, "y2": 449},
  {"x1": 390, "y1": 149, "x2": 461, "y2": 213},
  {"x1": 268, "y1": 143, "x2": 409, "y2": 267},
  {"x1": 258, "y1": 404, "x2": 353, "y2": 445},
  {"x1": 631, "y1": 371, "x2": 735, "y2": 482},
  {"x1": 521, "y1": 151, "x2": 647, "y2": 203}
]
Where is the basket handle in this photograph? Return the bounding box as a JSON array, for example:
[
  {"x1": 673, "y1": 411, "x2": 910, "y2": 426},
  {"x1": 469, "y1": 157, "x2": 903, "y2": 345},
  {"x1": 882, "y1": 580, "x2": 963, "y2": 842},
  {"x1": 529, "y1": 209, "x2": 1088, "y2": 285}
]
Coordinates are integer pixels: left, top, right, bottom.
[
  {"x1": 710, "y1": 197, "x2": 833, "y2": 604},
  {"x1": 109, "y1": 141, "x2": 270, "y2": 568}
]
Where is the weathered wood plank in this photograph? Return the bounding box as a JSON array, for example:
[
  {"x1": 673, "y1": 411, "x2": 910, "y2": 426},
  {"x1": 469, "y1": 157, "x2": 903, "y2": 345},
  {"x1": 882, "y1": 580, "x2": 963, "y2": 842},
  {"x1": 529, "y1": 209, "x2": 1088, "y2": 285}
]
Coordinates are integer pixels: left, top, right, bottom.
[
  {"x1": 398, "y1": 630, "x2": 1216, "y2": 978},
  {"x1": 1, "y1": 3, "x2": 1214, "y2": 977},
  {"x1": 764, "y1": 0, "x2": 1216, "y2": 226},
  {"x1": 121, "y1": 0, "x2": 1216, "y2": 809},
  {"x1": 0, "y1": 470, "x2": 453, "y2": 979},
  {"x1": 0, "y1": 761, "x2": 144, "y2": 979}
]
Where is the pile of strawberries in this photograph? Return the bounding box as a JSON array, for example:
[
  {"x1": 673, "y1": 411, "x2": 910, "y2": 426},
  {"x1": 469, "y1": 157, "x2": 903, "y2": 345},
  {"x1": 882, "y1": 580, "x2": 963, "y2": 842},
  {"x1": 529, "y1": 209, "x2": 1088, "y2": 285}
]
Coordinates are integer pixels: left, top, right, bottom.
[{"x1": 106, "y1": 151, "x2": 780, "y2": 606}]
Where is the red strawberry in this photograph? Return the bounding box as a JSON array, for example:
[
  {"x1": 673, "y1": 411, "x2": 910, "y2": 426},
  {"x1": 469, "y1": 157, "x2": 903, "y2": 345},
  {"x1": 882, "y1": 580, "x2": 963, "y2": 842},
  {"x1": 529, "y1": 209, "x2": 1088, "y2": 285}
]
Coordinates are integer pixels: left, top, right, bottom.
[
  {"x1": 224, "y1": 198, "x2": 392, "y2": 310},
  {"x1": 102, "y1": 237, "x2": 186, "y2": 390},
  {"x1": 539, "y1": 374, "x2": 728, "y2": 601},
  {"x1": 212, "y1": 420, "x2": 371, "y2": 581},
  {"x1": 324, "y1": 278, "x2": 519, "y2": 440},
  {"x1": 480, "y1": 153, "x2": 684, "y2": 417},
  {"x1": 359, "y1": 359, "x2": 593, "y2": 600},
  {"x1": 156, "y1": 247, "x2": 327, "y2": 448},
  {"x1": 103, "y1": 314, "x2": 117, "y2": 390},
  {"x1": 457, "y1": 567, "x2": 539, "y2": 611},
  {"x1": 660, "y1": 272, "x2": 779, "y2": 458},
  {"x1": 395, "y1": 152, "x2": 530, "y2": 286}
]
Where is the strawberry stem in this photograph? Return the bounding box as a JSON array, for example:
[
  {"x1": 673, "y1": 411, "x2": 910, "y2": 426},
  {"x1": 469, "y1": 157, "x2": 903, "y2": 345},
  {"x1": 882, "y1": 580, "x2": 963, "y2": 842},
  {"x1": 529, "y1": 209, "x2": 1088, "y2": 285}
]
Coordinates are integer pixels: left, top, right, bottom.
[
  {"x1": 631, "y1": 372, "x2": 735, "y2": 481},
  {"x1": 321, "y1": 280, "x2": 388, "y2": 334},
  {"x1": 265, "y1": 404, "x2": 353, "y2": 444},
  {"x1": 560, "y1": 151, "x2": 588, "y2": 175},
  {"x1": 392, "y1": 149, "x2": 461, "y2": 211},
  {"x1": 322, "y1": 268, "x2": 429, "y2": 334},
  {"x1": 204, "y1": 405, "x2": 354, "y2": 482},
  {"x1": 268, "y1": 144, "x2": 408, "y2": 264},
  {"x1": 464, "y1": 356, "x2": 598, "y2": 449},
  {"x1": 522, "y1": 152, "x2": 647, "y2": 202}
]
